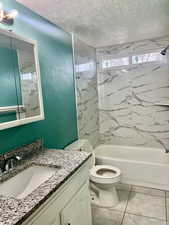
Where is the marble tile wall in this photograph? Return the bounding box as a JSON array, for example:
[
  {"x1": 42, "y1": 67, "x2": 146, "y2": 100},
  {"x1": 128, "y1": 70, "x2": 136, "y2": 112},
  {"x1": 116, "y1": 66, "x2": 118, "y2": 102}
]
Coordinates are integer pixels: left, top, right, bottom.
[
  {"x1": 73, "y1": 37, "x2": 99, "y2": 147},
  {"x1": 96, "y1": 36, "x2": 169, "y2": 150},
  {"x1": 20, "y1": 75, "x2": 40, "y2": 118}
]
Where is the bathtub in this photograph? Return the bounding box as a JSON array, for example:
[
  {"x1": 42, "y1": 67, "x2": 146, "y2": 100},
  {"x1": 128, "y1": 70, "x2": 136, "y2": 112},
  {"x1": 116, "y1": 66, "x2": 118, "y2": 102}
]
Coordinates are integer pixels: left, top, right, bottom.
[{"x1": 94, "y1": 145, "x2": 169, "y2": 190}]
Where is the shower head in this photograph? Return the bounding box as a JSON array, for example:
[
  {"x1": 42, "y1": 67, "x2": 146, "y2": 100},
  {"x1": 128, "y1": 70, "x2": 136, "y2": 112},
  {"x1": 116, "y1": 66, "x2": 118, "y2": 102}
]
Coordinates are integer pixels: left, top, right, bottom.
[{"x1": 160, "y1": 45, "x2": 169, "y2": 55}]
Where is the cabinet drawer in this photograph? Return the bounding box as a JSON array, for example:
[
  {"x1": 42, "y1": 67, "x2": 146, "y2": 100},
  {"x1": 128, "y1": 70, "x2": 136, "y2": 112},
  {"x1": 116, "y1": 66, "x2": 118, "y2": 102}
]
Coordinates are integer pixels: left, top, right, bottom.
[{"x1": 22, "y1": 160, "x2": 90, "y2": 225}]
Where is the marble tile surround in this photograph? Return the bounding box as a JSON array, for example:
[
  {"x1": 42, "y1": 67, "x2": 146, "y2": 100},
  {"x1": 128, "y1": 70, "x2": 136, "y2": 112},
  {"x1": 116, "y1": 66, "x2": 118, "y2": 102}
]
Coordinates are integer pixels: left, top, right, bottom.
[
  {"x1": 96, "y1": 36, "x2": 169, "y2": 150},
  {"x1": 74, "y1": 37, "x2": 99, "y2": 146}
]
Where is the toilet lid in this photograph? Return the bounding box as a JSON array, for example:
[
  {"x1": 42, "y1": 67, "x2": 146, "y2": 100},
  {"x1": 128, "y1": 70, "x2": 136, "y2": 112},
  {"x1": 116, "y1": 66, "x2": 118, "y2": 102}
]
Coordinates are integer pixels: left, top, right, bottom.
[{"x1": 90, "y1": 165, "x2": 121, "y2": 180}]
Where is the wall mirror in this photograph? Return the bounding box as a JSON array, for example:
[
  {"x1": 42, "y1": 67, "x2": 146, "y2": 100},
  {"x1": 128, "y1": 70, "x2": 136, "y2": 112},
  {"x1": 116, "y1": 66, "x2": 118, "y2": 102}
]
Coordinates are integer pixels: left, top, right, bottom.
[{"x1": 0, "y1": 29, "x2": 44, "y2": 130}]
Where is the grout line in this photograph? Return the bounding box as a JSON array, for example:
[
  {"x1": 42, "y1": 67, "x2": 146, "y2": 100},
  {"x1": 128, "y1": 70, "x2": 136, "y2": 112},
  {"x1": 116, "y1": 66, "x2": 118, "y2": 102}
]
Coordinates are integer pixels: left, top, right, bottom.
[
  {"x1": 126, "y1": 212, "x2": 166, "y2": 222},
  {"x1": 118, "y1": 183, "x2": 166, "y2": 198},
  {"x1": 130, "y1": 190, "x2": 165, "y2": 198},
  {"x1": 131, "y1": 183, "x2": 167, "y2": 192},
  {"x1": 119, "y1": 183, "x2": 168, "y2": 192},
  {"x1": 165, "y1": 191, "x2": 168, "y2": 223},
  {"x1": 124, "y1": 185, "x2": 167, "y2": 223},
  {"x1": 120, "y1": 187, "x2": 133, "y2": 225}
]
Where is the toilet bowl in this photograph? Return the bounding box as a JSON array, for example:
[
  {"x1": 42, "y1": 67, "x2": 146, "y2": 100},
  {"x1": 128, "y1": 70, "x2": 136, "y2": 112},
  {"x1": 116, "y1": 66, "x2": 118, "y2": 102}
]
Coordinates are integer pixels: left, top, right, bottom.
[
  {"x1": 64, "y1": 139, "x2": 121, "y2": 208},
  {"x1": 90, "y1": 165, "x2": 121, "y2": 207}
]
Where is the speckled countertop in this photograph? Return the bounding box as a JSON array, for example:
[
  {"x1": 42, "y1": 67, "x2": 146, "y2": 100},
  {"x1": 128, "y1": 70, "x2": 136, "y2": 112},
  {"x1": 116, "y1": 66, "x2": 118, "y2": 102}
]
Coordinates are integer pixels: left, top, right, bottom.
[{"x1": 0, "y1": 149, "x2": 91, "y2": 225}]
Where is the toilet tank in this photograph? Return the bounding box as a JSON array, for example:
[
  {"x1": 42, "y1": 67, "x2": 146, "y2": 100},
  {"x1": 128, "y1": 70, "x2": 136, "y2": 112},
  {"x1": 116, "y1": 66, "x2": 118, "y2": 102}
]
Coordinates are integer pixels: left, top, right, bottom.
[{"x1": 64, "y1": 139, "x2": 95, "y2": 167}]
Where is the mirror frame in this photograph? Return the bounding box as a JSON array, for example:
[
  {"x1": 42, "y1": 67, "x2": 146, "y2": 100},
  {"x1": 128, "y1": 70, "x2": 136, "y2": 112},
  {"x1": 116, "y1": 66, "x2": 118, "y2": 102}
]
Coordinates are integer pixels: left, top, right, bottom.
[{"x1": 0, "y1": 29, "x2": 44, "y2": 130}]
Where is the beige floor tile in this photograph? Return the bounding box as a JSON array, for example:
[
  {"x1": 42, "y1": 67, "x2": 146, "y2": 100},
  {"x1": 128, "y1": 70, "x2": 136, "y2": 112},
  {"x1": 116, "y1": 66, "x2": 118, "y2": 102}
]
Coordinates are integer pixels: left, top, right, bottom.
[
  {"x1": 122, "y1": 213, "x2": 166, "y2": 225},
  {"x1": 126, "y1": 192, "x2": 166, "y2": 220},
  {"x1": 92, "y1": 206, "x2": 124, "y2": 225},
  {"x1": 132, "y1": 185, "x2": 165, "y2": 197},
  {"x1": 110, "y1": 190, "x2": 130, "y2": 212}
]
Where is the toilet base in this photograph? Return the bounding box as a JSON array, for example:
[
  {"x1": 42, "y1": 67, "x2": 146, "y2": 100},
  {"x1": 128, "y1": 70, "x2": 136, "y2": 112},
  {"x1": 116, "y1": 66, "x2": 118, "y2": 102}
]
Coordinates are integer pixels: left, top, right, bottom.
[{"x1": 90, "y1": 182, "x2": 119, "y2": 208}]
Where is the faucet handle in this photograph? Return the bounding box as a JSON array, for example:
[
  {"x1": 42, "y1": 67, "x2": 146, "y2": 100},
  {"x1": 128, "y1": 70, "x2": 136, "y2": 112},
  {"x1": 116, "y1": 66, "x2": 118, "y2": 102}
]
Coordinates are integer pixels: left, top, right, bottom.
[
  {"x1": 15, "y1": 155, "x2": 22, "y2": 161},
  {"x1": 4, "y1": 155, "x2": 22, "y2": 172}
]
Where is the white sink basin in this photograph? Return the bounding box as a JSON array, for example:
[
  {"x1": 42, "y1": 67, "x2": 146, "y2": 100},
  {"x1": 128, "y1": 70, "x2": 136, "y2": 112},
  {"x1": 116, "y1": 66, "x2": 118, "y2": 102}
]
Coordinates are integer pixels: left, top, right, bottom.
[{"x1": 0, "y1": 166, "x2": 57, "y2": 199}]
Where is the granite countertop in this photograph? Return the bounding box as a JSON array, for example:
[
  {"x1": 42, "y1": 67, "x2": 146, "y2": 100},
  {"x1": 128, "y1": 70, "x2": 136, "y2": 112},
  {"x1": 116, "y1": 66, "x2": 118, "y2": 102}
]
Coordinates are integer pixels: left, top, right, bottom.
[{"x1": 0, "y1": 149, "x2": 91, "y2": 225}]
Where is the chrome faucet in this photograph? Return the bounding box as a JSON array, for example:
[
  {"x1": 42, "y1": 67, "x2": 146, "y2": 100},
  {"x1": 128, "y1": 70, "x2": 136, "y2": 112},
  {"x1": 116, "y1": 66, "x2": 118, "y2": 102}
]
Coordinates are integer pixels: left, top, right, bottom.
[{"x1": 4, "y1": 155, "x2": 22, "y2": 172}]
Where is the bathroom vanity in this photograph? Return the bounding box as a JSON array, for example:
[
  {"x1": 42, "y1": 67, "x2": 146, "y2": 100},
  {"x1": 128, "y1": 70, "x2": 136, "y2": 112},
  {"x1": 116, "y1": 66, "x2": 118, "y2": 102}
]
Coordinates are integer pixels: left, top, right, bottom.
[
  {"x1": 0, "y1": 143, "x2": 92, "y2": 225},
  {"x1": 22, "y1": 161, "x2": 91, "y2": 225}
]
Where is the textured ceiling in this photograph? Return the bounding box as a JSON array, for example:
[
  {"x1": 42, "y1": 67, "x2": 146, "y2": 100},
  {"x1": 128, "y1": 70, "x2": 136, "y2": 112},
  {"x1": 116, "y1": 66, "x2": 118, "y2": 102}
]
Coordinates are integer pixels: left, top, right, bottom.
[{"x1": 17, "y1": 0, "x2": 169, "y2": 47}]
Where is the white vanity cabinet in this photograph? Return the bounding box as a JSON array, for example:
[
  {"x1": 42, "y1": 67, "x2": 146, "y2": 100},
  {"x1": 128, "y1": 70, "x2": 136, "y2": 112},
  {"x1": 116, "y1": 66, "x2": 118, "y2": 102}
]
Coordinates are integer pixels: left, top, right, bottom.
[
  {"x1": 22, "y1": 160, "x2": 92, "y2": 225},
  {"x1": 61, "y1": 183, "x2": 91, "y2": 225}
]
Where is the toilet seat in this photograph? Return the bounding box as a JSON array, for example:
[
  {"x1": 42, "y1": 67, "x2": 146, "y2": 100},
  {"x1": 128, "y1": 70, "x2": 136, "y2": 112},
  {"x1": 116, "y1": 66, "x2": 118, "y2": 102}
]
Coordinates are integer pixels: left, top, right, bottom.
[{"x1": 90, "y1": 165, "x2": 121, "y2": 184}]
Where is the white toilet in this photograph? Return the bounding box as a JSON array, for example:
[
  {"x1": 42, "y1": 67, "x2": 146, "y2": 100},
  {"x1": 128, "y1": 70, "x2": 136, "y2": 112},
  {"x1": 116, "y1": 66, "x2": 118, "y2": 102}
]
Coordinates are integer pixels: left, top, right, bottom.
[{"x1": 65, "y1": 139, "x2": 121, "y2": 208}]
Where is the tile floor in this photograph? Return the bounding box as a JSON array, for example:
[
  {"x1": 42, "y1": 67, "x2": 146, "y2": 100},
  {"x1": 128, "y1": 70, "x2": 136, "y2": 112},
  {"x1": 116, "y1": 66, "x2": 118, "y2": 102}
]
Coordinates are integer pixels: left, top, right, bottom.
[{"x1": 92, "y1": 184, "x2": 169, "y2": 225}]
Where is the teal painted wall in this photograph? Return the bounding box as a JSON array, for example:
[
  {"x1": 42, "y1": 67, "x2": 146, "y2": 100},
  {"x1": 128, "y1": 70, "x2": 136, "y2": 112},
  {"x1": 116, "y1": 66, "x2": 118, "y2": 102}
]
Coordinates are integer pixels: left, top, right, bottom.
[
  {"x1": 0, "y1": 47, "x2": 17, "y2": 123},
  {"x1": 0, "y1": 48, "x2": 18, "y2": 107},
  {"x1": 0, "y1": 0, "x2": 78, "y2": 154}
]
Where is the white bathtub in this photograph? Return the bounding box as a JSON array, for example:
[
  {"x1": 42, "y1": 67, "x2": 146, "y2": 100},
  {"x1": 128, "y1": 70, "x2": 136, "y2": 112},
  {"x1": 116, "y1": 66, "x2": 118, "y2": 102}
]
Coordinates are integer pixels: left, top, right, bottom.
[{"x1": 94, "y1": 145, "x2": 169, "y2": 190}]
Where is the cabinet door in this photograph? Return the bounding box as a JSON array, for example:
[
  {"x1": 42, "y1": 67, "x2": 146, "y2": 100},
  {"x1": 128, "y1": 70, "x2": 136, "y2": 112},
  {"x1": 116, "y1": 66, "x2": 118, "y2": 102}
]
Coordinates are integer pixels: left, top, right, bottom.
[{"x1": 60, "y1": 182, "x2": 92, "y2": 225}]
